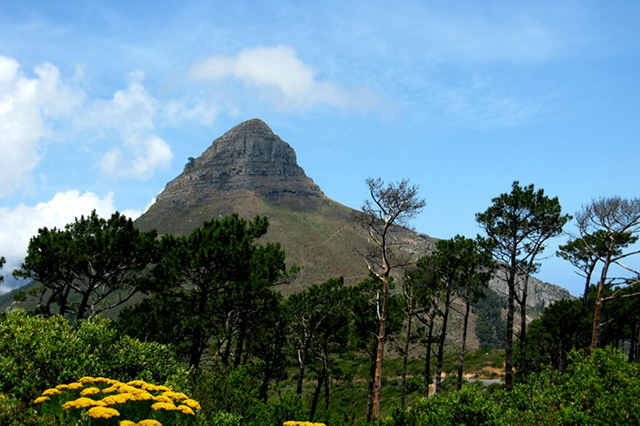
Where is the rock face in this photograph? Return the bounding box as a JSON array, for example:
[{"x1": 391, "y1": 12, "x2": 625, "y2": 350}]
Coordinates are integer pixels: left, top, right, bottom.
[
  {"x1": 157, "y1": 119, "x2": 323, "y2": 204},
  {"x1": 488, "y1": 275, "x2": 573, "y2": 314}
]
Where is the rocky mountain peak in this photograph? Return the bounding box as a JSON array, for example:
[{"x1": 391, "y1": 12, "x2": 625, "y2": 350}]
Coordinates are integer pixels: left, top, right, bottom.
[{"x1": 156, "y1": 119, "x2": 323, "y2": 204}]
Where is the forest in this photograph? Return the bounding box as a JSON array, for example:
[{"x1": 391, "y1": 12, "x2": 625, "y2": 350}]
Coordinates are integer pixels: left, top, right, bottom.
[{"x1": 1, "y1": 181, "x2": 640, "y2": 426}]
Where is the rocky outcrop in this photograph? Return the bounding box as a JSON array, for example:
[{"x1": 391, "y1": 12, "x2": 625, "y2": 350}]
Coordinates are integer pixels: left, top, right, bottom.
[
  {"x1": 156, "y1": 119, "x2": 323, "y2": 204},
  {"x1": 487, "y1": 274, "x2": 573, "y2": 313}
]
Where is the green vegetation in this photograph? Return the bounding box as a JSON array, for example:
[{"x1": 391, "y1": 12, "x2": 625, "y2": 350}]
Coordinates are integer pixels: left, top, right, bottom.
[
  {"x1": 3, "y1": 190, "x2": 640, "y2": 425},
  {"x1": 383, "y1": 347, "x2": 640, "y2": 426}
]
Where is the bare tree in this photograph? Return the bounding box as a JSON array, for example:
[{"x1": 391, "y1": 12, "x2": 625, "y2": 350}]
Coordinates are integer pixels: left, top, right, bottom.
[
  {"x1": 355, "y1": 177, "x2": 425, "y2": 422},
  {"x1": 575, "y1": 197, "x2": 640, "y2": 353}
]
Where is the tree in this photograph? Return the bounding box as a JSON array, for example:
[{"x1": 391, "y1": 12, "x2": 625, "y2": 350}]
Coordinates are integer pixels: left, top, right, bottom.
[
  {"x1": 454, "y1": 237, "x2": 495, "y2": 391},
  {"x1": 575, "y1": 197, "x2": 640, "y2": 353},
  {"x1": 348, "y1": 275, "x2": 405, "y2": 422},
  {"x1": 13, "y1": 211, "x2": 158, "y2": 322},
  {"x1": 287, "y1": 277, "x2": 348, "y2": 397},
  {"x1": 408, "y1": 256, "x2": 443, "y2": 398},
  {"x1": 148, "y1": 214, "x2": 289, "y2": 371},
  {"x1": 557, "y1": 232, "x2": 632, "y2": 346},
  {"x1": 355, "y1": 177, "x2": 426, "y2": 421},
  {"x1": 476, "y1": 181, "x2": 570, "y2": 388},
  {"x1": 422, "y1": 236, "x2": 494, "y2": 394}
]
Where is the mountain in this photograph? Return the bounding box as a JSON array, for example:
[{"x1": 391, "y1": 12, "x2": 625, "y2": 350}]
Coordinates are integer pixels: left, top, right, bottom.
[
  {"x1": 134, "y1": 118, "x2": 433, "y2": 291},
  {"x1": 135, "y1": 118, "x2": 571, "y2": 308}
]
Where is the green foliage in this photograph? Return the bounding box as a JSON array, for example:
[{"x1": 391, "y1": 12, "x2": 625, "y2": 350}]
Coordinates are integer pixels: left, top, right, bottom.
[
  {"x1": 12, "y1": 210, "x2": 158, "y2": 322},
  {"x1": 384, "y1": 348, "x2": 640, "y2": 426},
  {"x1": 141, "y1": 214, "x2": 290, "y2": 371},
  {"x1": 501, "y1": 348, "x2": 640, "y2": 426},
  {"x1": 0, "y1": 309, "x2": 189, "y2": 403},
  {"x1": 192, "y1": 365, "x2": 305, "y2": 426},
  {"x1": 382, "y1": 383, "x2": 498, "y2": 426},
  {"x1": 472, "y1": 288, "x2": 507, "y2": 349}
]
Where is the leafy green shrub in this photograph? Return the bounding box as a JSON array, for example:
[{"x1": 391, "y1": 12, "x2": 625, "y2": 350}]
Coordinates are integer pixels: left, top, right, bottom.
[
  {"x1": 382, "y1": 384, "x2": 498, "y2": 426},
  {"x1": 0, "y1": 309, "x2": 190, "y2": 402}
]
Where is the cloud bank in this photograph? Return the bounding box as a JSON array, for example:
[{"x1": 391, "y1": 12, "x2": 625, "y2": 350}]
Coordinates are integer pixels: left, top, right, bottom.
[
  {"x1": 80, "y1": 77, "x2": 174, "y2": 180},
  {"x1": 187, "y1": 45, "x2": 378, "y2": 110},
  {"x1": 0, "y1": 55, "x2": 85, "y2": 197}
]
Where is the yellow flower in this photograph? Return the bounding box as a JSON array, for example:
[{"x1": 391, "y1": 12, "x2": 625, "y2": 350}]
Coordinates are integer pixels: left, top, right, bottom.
[
  {"x1": 137, "y1": 420, "x2": 163, "y2": 426},
  {"x1": 177, "y1": 405, "x2": 195, "y2": 415},
  {"x1": 42, "y1": 388, "x2": 61, "y2": 396},
  {"x1": 118, "y1": 385, "x2": 141, "y2": 394},
  {"x1": 62, "y1": 397, "x2": 107, "y2": 409},
  {"x1": 162, "y1": 391, "x2": 188, "y2": 401},
  {"x1": 153, "y1": 385, "x2": 172, "y2": 392},
  {"x1": 33, "y1": 396, "x2": 50, "y2": 404},
  {"x1": 87, "y1": 406, "x2": 120, "y2": 419},
  {"x1": 80, "y1": 387, "x2": 101, "y2": 396},
  {"x1": 78, "y1": 376, "x2": 96, "y2": 383},
  {"x1": 151, "y1": 402, "x2": 178, "y2": 411},
  {"x1": 130, "y1": 391, "x2": 155, "y2": 402},
  {"x1": 55, "y1": 384, "x2": 70, "y2": 391},
  {"x1": 153, "y1": 395, "x2": 174, "y2": 404},
  {"x1": 67, "y1": 382, "x2": 84, "y2": 390},
  {"x1": 102, "y1": 386, "x2": 119, "y2": 393},
  {"x1": 120, "y1": 421, "x2": 136, "y2": 426},
  {"x1": 182, "y1": 399, "x2": 201, "y2": 410},
  {"x1": 126, "y1": 380, "x2": 148, "y2": 388},
  {"x1": 102, "y1": 393, "x2": 133, "y2": 405}
]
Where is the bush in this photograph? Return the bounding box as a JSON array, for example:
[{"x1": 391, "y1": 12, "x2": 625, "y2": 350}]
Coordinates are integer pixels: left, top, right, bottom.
[
  {"x1": 0, "y1": 309, "x2": 190, "y2": 402},
  {"x1": 382, "y1": 384, "x2": 498, "y2": 426},
  {"x1": 31, "y1": 377, "x2": 201, "y2": 425}
]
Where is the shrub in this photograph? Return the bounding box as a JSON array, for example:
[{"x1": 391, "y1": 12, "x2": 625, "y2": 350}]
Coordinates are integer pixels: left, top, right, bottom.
[
  {"x1": 0, "y1": 309, "x2": 190, "y2": 402},
  {"x1": 32, "y1": 377, "x2": 201, "y2": 425}
]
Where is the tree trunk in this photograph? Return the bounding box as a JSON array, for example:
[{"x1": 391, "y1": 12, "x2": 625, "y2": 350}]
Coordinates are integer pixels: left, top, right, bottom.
[
  {"x1": 505, "y1": 266, "x2": 516, "y2": 390},
  {"x1": 435, "y1": 287, "x2": 451, "y2": 394},
  {"x1": 189, "y1": 286, "x2": 210, "y2": 370},
  {"x1": 519, "y1": 274, "x2": 529, "y2": 377},
  {"x1": 59, "y1": 285, "x2": 71, "y2": 317},
  {"x1": 259, "y1": 357, "x2": 272, "y2": 402},
  {"x1": 575, "y1": 268, "x2": 594, "y2": 347},
  {"x1": 309, "y1": 367, "x2": 326, "y2": 422},
  {"x1": 323, "y1": 349, "x2": 330, "y2": 412},
  {"x1": 372, "y1": 275, "x2": 389, "y2": 422},
  {"x1": 365, "y1": 344, "x2": 377, "y2": 423},
  {"x1": 457, "y1": 301, "x2": 471, "y2": 391},
  {"x1": 590, "y1": 256, "x2": 612, "y2": 354},
  {"x1": 75, "y1": 283, "x2": 94, "y2": 323},
  {"x1": 234, "y1": 304, "x2": 249, "y2": 368},
  {"x1": 296, "y1": 335, "x2": 312, "y2": 395},
  {"x1": 401, "y1": 281, "x2": 414, "y2": 407}
]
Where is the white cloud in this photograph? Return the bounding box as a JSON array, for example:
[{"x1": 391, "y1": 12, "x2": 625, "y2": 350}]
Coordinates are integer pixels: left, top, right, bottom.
[
  {"x1": 0, "y1": 190, "x2": 117, "y2": 293},
  {"x1": 187, "y1": 45, "x2": 378, "y2": 110},
  {"x1": 164, "y1": 99, "x2": 219, "y2": 126},
  {"x1": 80, "y1": 78, "x2": 173, "y2": 180},
  {"x1": 0, "y1": 55, "x2": 84, "y2": 198}
]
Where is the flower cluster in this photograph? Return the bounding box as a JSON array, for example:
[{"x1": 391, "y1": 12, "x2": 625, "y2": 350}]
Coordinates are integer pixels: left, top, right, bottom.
[
  {"x1": 34, "y1": 377, "x2": 200, "y2": 426},
  {"x1": 283, "y1": 422, "x2": 326, "y2": 426}
]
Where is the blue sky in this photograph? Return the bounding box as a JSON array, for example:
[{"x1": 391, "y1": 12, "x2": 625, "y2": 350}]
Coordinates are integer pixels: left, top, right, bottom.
[{"x1": 0, "y1": 0, "x2": 638, "y2": 295}]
